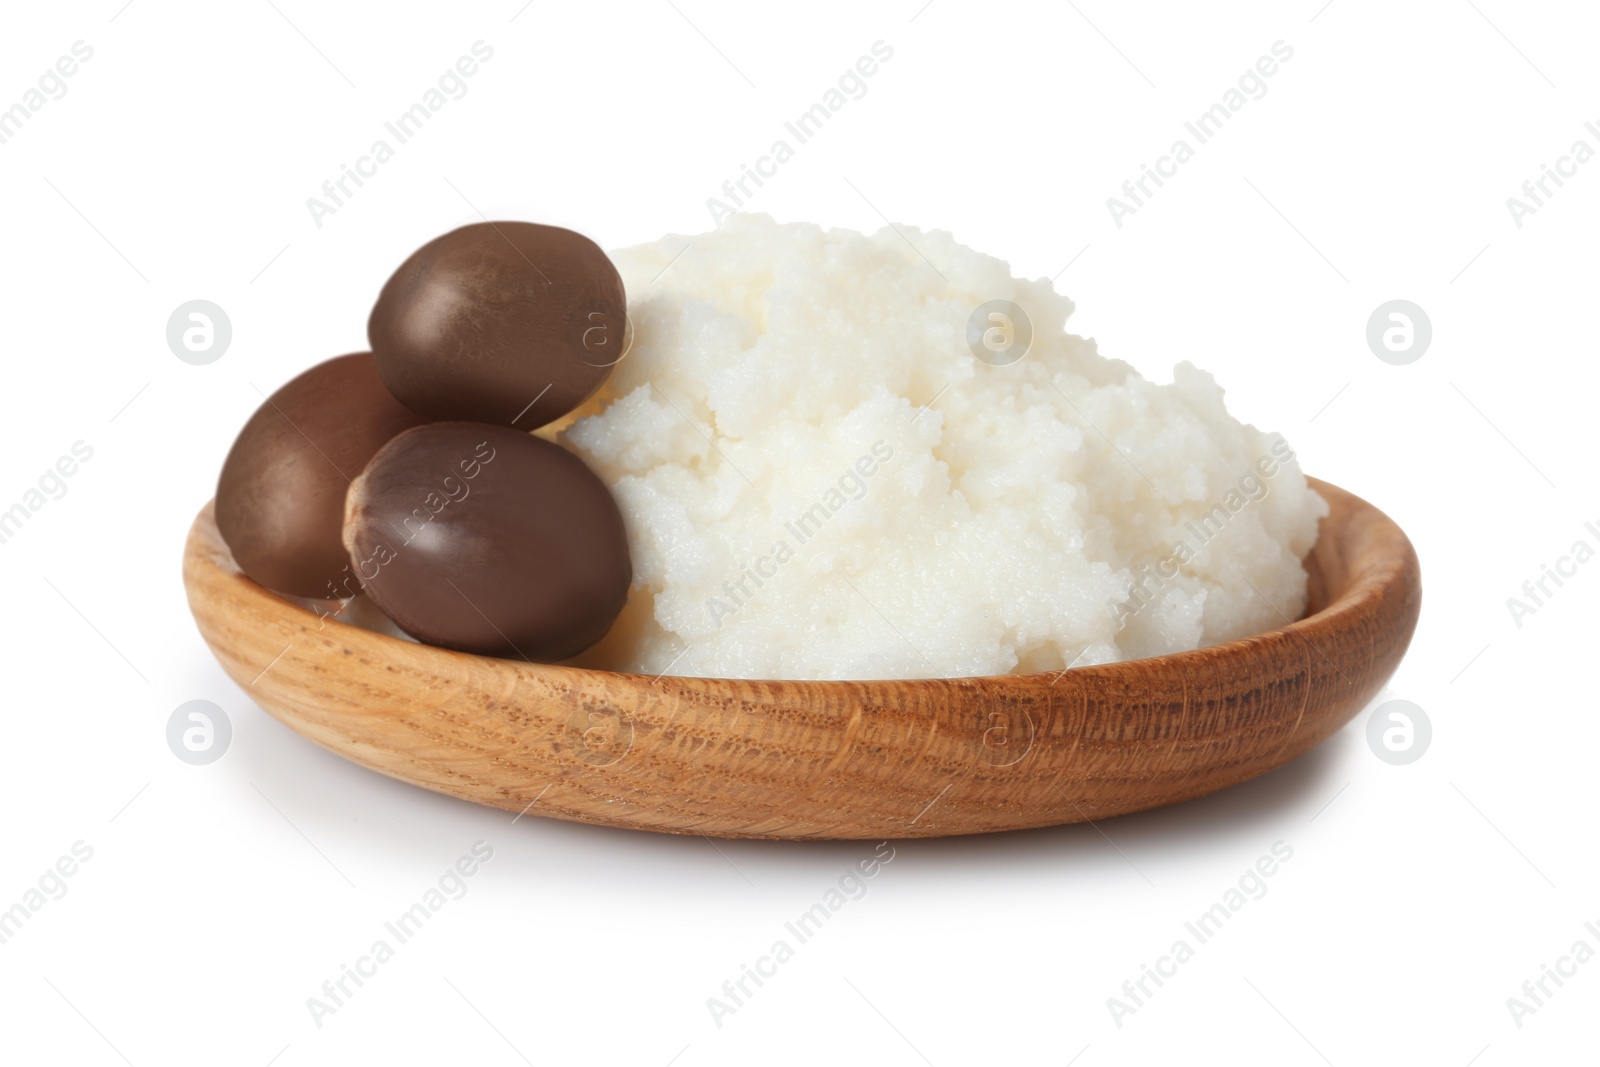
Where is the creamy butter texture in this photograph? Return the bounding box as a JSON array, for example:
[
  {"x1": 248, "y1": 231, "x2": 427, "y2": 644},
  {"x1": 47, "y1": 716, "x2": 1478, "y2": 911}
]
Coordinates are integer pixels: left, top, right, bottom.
[{"x1": 563, "y1": 215, "x2": 1326, "y2": 680}]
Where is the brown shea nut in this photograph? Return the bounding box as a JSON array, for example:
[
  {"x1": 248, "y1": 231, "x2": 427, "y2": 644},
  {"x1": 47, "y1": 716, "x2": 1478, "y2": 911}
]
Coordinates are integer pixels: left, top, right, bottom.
[
  {"x1": 368, "y1": 222, "x2": 627, "y2": 430},
  {"x1": 215, "y1": 353, "x2": 427, "y2": 599},
  {"x1": 342, "y1": 422, "x2": 631, "y2": 660}
]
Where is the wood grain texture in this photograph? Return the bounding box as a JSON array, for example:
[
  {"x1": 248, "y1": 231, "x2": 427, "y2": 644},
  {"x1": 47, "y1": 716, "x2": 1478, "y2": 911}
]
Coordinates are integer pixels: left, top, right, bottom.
[{"x1": 182, "y1": 478, "x2": 1421, "y2": 839}]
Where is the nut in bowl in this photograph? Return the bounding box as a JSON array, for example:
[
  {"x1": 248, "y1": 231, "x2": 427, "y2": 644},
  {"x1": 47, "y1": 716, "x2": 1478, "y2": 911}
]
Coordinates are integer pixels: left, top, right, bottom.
[{"x1": 187, "y1": 215, "x2": 1421, "y2": 839}]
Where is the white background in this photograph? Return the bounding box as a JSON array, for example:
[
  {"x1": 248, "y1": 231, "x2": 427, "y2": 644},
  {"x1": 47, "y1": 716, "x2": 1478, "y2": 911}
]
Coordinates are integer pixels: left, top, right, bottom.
[{"x1": 1, "y1": 1, "x2": 1595, "y2": 1063}]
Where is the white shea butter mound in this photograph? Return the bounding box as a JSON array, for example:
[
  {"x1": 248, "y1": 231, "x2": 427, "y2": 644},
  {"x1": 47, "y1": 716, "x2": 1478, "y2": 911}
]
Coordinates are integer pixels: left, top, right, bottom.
[{"x1": 562, "y1": 214, "x2": 1327, "y2": 680}]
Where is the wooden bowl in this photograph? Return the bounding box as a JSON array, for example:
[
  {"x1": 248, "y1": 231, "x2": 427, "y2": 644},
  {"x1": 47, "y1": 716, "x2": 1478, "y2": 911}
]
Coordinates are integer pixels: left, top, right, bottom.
[{"x1": 183, "y1": 478, "x2": 1420, "y2": 840}]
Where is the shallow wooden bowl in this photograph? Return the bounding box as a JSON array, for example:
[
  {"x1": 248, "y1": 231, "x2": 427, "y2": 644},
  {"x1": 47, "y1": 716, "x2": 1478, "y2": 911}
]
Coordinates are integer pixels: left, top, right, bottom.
[{"x1": 183, "y1": 478, "x2": 1420, "y2": 839}]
